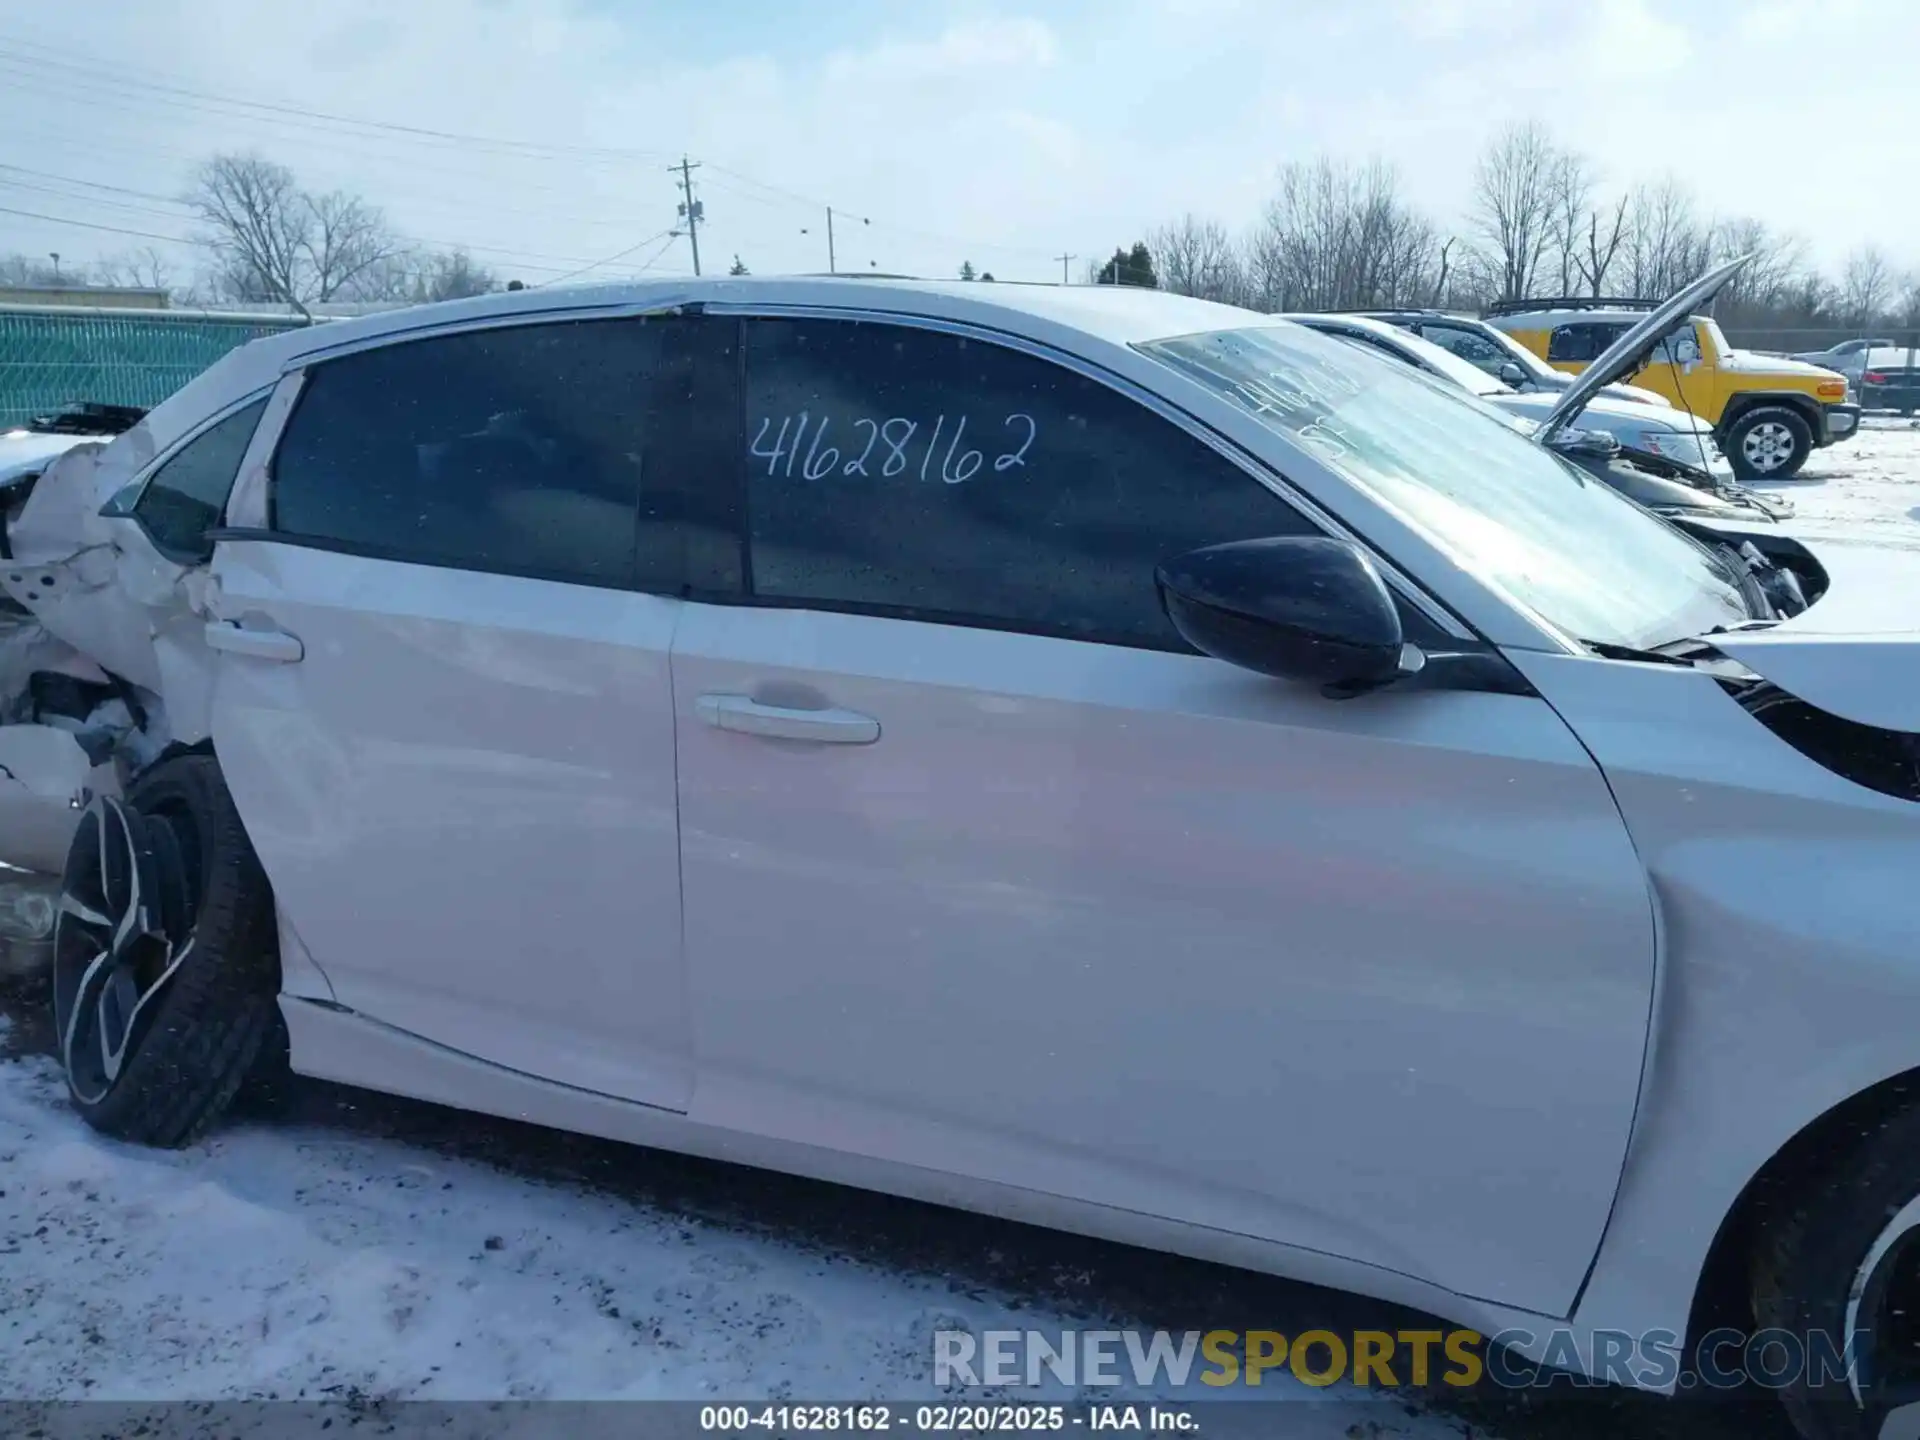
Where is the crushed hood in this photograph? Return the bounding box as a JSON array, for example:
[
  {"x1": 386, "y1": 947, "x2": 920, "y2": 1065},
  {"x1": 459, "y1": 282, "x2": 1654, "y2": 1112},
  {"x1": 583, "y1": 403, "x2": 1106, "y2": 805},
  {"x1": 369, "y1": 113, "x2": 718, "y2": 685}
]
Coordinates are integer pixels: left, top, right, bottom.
[
  {"x1": 0, "y1": 431, "x2": 93, "y2": 489},
  {"x1": 1711, "y1": 542, "x2": 1920, "y2": 732}
]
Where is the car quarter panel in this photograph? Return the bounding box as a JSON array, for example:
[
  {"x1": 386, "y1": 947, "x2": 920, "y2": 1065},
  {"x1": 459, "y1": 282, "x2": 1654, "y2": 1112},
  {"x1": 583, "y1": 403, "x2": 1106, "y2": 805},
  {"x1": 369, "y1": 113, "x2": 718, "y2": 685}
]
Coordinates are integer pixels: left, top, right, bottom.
[{"x1": 1505, "y1": 650, "x2": 1920, "y2": 1384}]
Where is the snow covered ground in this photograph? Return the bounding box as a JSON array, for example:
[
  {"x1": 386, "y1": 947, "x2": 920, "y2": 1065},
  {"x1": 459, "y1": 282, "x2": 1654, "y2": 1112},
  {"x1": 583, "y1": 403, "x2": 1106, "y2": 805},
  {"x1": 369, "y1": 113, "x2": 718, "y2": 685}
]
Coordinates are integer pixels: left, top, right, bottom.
[
  {"x1": 0, "y1": 1013, "x2": 1473, "y2": 1437},
  {"x1": 9, "y1": 422, "x2": 1919, "y2": 1438},
  {"x1": 1752, "y1": 413, "x2": 1920, "y2": 550}
]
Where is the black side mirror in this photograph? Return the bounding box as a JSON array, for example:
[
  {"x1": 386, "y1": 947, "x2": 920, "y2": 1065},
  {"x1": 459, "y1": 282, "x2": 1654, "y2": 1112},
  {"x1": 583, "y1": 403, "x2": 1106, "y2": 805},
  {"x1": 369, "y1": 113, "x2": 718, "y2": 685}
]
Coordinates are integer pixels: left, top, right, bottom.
[
  {"x1": 1498, "y1": 361, "x2": 1526, "y2": 385},
  {"x1": 1156, "y1": 536, "x2": 1413, "y2": 696}
]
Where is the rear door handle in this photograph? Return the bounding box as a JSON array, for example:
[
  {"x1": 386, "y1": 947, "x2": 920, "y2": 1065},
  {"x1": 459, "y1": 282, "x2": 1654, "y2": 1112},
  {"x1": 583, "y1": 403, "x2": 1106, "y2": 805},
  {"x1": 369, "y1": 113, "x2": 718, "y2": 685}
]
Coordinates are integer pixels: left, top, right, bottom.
[
  {"x1": 204, "y1": 620, "x2": 304, "y2": 664},
  {"x1": 695, "y1": 694, "x2": 879, "y2": 745}
]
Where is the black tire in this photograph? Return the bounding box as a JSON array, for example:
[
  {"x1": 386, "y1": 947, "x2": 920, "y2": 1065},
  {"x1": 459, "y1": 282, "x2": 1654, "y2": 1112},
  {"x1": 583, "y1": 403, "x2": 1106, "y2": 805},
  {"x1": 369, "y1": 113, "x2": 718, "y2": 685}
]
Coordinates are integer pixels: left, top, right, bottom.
[
  {"x1": 1750, "y1": 1104, "x2": 1920, "y2": 1440},
  {"x1": 1726, "y1": 405, "x2": 1815, "y2": 480},
  {"x1": 48, "y1": 753, "x2": 282, "y2": 1147}
]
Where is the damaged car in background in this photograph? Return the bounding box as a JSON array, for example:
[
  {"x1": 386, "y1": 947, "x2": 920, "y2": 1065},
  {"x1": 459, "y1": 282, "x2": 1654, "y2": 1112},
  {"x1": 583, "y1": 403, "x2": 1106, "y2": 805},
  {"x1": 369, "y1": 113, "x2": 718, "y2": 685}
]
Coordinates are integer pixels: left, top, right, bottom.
[
  {"x1": 3, "y1": 264, "x2": 1920, "y2": 1440},
  {"x1": 1286, "y1": 300, "x2": 1796, "y2": 526}
]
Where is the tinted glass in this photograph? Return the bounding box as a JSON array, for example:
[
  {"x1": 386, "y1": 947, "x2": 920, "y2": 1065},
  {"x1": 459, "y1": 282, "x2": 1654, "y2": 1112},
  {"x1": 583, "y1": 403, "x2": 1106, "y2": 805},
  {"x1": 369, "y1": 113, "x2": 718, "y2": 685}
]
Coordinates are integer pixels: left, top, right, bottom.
[
  {"x1": 273, "y1": 319, "x2": 669, "y2": 588},
  {"x1": 133, "y1": 397, "x2": 268, "y2": 561},
  {"x1": 1546, "y1": 323, "x2": 1627, "y2": 363},
  {"x1": 742, "y1": 318, "x2": 1315, "y2": 648},
  {"x1": 1421, "y1": 325, "x2": 1508, "y2": 368}
]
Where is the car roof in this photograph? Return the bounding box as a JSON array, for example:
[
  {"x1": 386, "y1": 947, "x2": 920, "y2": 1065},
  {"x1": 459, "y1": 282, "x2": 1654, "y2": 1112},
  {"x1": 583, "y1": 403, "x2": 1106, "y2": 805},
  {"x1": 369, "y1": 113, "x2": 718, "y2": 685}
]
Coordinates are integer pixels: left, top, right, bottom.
[{"x1": 134, "y1": 276, "x2": 1271, "y2": 458}]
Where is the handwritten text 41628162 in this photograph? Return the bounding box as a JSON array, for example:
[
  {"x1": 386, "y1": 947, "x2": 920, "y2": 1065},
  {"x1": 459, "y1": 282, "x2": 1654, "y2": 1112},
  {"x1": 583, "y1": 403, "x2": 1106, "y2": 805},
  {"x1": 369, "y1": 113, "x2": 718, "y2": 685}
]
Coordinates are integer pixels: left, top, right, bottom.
[{"x1": 749, "y1": 412, "x2": 1038, "y2": 484}]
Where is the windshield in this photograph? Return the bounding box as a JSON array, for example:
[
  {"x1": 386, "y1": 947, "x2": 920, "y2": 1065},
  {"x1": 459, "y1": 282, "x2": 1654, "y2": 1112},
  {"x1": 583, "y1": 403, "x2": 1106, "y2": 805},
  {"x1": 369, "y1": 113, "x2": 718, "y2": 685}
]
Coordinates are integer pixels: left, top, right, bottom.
[
  {"x1": 1138, "y1": 324, "x2": 1749, "y2": 650},
  {"x1": 1699, "y1": 317, "x2": 1732, "y2": 359}
]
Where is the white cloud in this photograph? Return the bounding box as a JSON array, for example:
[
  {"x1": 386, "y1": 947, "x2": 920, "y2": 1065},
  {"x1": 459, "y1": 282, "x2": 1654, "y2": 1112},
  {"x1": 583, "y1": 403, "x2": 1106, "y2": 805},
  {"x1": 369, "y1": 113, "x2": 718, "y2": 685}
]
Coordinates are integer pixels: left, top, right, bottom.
[{"x1": 1585, "y1": 0, "x2": 1693, "y2": 80}]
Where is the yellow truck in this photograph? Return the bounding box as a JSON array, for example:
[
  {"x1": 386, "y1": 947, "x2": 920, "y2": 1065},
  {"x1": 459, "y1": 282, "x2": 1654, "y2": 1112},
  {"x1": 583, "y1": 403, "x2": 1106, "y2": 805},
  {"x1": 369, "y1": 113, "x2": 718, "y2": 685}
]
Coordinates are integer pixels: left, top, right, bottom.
[{"x1": 1484, "y1": 297, "x2": 1859, "y2": 479}]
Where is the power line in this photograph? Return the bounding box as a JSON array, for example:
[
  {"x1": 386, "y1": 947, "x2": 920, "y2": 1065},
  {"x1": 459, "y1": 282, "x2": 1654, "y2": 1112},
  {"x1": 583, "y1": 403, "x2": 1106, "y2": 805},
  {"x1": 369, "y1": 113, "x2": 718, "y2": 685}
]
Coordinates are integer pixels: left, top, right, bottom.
[
  {"x1": 0, "y1": 165, "x2": 621, "y2": 273},
  {"x1": 537, "y1": 228, "x2": 677, "y2": 287},
  {"x1": 0, "y1": 203, "x2": 198, "y2": 246}
]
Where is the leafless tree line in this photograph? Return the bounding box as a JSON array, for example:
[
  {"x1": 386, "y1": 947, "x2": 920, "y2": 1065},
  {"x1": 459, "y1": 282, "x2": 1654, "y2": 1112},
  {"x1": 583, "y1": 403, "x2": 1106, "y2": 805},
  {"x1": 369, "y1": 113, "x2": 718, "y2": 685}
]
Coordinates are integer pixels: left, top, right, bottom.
[
  {"x1": 2, "y1": 152, "x2": 503, "y2": 311},
  {"x1": 1131, "y1": 121, "x2": 1920, "y2": 337}
]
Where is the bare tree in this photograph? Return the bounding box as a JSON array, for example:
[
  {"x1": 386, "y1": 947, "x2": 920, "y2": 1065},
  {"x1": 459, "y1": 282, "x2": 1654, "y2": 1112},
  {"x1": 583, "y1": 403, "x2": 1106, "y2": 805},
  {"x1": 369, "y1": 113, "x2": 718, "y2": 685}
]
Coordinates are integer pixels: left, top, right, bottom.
[
  {"x1": 0, "y1": 253, "x2": 74, "y2": 286},
  {"x1": 97, "y1": 245, "x2": 178, "y2": 294},
  {"x1": 407, "y1": 248, "x2": 498, "y2": 302},
  {"x1": 1245, "y1": 157, "x2": 1439, "y2": 312},
  {"x1": 1622, "y1": 178, "x2": 1712, "y2": 299},
  {"x1": 1149, "y1": 214, "x2": 1245, "y2": 304},
  {"x1": 1711, "y1": 218, "x2": 1807, "y2": 314},
  {"x1": 1471, "y1": 121, "x2": 1560, "y2": 301},
  {"x1": 1548, "y1": 151, "x2": 1593, "y2": 295},
  {"x1": 1576, "y1": 192, "x2": 1633, "y2": 297},
  {"x1": 188, "y1": 152, "x2": 404, "y2": 314},
  {"x1": 1841, "y1": 245, "x2": 1896, "y2": 323},
  {"x1": 303, "y1": 190, "x2": 404, "y2": 303},
  {"x1": 188, "y1": 154, "x2": 310, "y2": 311}
]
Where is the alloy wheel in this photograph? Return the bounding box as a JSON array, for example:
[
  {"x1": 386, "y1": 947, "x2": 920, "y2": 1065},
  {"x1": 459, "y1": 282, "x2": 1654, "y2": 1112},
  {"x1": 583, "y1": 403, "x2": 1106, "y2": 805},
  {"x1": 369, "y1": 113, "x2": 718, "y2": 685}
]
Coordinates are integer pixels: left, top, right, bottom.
[
  {"x1": 51, "y1": 795, "x2": 203, "y2": 1106},
  {"x1": 1741, "y1": 420, "x2": 1800, "y2": 475}
]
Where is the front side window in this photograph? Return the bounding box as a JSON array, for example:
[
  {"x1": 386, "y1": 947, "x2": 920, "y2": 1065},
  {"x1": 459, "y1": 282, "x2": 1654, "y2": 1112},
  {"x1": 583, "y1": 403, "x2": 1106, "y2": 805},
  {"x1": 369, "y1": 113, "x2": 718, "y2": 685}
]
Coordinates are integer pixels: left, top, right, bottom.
[
  {"x1": 132, "y1": 397, "x2": 269, "y2": 562},
  {"x1": 740, "y1": 318, "x2": 1316, "y2": 648},
  {"x1": 272, "y1": 319, "x2": 674, "y2": 589},
  {"x1": 1139, "y1": 324, "x2": 1748, "y2": 650}
]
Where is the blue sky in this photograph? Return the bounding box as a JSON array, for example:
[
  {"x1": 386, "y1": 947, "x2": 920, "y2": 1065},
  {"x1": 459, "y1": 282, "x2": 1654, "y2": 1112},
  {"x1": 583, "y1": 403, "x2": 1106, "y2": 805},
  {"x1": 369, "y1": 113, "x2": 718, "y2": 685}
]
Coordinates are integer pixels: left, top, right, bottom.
[{"x1": 0, "y1": 0, "x2": 1914, "y2": 290}]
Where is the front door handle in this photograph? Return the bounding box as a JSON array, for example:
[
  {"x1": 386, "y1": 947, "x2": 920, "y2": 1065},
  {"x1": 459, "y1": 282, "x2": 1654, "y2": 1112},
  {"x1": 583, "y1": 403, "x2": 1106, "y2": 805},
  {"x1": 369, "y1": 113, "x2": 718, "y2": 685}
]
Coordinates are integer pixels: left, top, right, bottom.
[
  {"x1": 695, "y1": 694, "x2": 880, "y2": 745},
  {"x1": 204, "y1": 620, "x2": 304, "y2": 663}
]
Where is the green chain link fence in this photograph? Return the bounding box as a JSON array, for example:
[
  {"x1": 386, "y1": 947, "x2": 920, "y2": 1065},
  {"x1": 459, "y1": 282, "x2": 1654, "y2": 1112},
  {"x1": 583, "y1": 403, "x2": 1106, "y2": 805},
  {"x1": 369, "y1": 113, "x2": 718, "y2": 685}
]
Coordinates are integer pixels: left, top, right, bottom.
[{"x1": 0, "y1": 306, "x2": 310, "y2": 428}]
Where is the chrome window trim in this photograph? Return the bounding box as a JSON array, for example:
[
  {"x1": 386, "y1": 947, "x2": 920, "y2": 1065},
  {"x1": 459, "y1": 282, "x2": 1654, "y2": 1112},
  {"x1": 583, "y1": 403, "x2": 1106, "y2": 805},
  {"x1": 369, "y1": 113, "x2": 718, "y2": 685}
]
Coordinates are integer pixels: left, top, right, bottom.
[
  {"x1": 224, "y1": 370, "x2": 308, "y2": 532},
  {"x1": 707, "y1": 301, "x2": 1475, "y2": 643}
]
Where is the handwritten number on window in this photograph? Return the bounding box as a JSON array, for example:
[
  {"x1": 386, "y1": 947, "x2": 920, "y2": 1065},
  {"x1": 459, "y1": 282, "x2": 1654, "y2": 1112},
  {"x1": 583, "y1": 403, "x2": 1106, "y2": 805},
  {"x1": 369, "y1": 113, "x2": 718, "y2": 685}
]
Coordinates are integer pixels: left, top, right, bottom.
[
  {"x1": 994, "y1": 413, "x2": 1036, "y2": 472},
  {"x1": 846, "y1": 419, "x2": 878, "y2": 477},
  {"x1": 751, "y1": 411, "x2": 1037, "y2": 483}
]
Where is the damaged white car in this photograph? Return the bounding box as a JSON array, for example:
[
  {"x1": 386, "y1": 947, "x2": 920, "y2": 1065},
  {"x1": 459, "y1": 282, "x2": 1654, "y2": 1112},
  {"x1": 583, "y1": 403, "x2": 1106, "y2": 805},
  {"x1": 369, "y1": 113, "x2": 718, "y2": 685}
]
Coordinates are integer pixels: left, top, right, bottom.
[{"x1": 7, "y1": 264, "x2": 1920, "y2": 1440}]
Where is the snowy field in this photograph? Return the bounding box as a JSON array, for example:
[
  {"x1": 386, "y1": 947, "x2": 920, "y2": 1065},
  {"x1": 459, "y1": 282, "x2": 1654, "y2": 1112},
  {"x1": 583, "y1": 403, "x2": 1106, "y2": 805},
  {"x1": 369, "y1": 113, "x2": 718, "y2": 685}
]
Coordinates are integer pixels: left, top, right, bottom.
[
  {"x1": 9, "y1": 421, "x2": 1915, "y2": 1438},
  {"x1": 1754, "y1": 413, "x2": 1920, "y2": 550}
]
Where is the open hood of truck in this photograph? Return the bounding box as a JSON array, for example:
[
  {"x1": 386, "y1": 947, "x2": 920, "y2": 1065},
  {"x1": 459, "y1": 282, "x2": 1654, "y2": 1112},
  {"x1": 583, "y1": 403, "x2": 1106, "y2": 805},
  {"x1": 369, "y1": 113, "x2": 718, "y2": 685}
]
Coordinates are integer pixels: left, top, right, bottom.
[
  {"x1": 1537, "y1": 254, "x2": 1751, "y2": 445},
  {"x1": 1710, "y1": 541, "x2": 1920, "y2": 732}
]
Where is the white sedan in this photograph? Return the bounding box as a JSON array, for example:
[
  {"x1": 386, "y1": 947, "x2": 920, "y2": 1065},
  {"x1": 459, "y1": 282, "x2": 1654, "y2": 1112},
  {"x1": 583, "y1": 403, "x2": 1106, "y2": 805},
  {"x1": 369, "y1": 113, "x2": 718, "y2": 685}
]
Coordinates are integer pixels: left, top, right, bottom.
[{"x1": 1, "y1": 267, "x2": 1916, "y2": 1440}]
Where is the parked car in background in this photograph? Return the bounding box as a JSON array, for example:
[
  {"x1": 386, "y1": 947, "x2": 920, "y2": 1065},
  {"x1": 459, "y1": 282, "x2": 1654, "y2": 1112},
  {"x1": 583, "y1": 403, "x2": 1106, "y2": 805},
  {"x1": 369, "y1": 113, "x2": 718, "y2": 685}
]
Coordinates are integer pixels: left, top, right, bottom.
[
  {"x1": 1359, "y1": 309, "x2": 1672, "y2": 408},
  {"x1": 1485, "y1": 285, "x2": 1860, "y2": 479},
  {"x1": 1285, "y1": 310, "x2": 1790, "y2": 522},
  {"x1": 1857, "y1": 345, "x2": 1920, "y2": 414},
  {"x1": 1792, "y1": 336, "x2": 1898, "y2": 381}
]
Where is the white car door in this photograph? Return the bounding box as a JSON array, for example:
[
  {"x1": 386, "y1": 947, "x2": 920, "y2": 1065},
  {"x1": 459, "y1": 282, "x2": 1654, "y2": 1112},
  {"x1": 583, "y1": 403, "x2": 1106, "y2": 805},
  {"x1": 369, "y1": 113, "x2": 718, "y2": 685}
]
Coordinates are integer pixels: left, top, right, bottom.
[
  {"x1": 205, "y1": 315, "x2": 696, "y2": 1110},
  {"x1": 671, "y1": 312, "x2": 1658, "y2": 1317}
]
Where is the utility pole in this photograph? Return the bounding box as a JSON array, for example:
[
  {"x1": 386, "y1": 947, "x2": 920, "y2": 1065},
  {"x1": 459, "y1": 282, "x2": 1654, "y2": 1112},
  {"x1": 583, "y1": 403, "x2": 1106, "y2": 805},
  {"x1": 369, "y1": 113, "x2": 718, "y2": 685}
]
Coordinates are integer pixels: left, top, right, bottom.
[
  {"x1": 1056, "y1": 252, "x2": 1075, "y2": 285},
  {"x1": 827, "y1": 207, "x2": 836, "y2": 274},
  {"x1": 671, "y1": 157, "x2": 704, "y2": 277}
]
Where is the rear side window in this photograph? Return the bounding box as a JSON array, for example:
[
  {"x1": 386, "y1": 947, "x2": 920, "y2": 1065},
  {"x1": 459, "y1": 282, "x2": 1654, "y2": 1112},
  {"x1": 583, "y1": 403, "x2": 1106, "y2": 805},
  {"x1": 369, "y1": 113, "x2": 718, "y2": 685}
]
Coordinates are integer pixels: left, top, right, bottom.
[
  {"x1": 272, "y1": 319, "x2": 670, "y2": 589},
  {"x1": 132, "y1": 398, "x2": 269, "y2": 562},
  {"x1": 1547, "y1": 322, "x2": 1630, "y2": 363}
]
